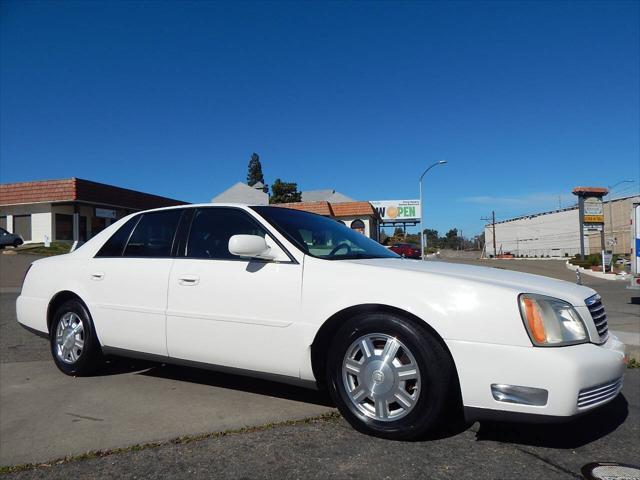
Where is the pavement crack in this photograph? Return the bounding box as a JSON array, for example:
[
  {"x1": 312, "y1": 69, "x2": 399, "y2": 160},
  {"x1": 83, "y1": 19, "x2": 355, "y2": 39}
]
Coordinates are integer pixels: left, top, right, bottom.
[
  {"x1": 65, "y1": 412, "x2": 104, "y2": 422},
  {"x1": 513, "y1": 447, "x2": 582, "y2": 479}
]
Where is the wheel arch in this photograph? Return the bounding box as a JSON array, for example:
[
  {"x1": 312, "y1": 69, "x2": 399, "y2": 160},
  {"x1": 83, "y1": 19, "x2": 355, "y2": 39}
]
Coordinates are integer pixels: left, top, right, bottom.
[
  {"x1": 310, "y1": 303, "x2": 461, "y2": 394},
  {"x1": 47, "y1": 290, "x2": 89, "y2": 334}
]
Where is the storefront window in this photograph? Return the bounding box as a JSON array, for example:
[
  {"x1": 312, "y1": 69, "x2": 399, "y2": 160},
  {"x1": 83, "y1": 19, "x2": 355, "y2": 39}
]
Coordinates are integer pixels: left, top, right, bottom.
[
  {"x1": 55, "y1": 214, "x2": 73, "y2": 241},
  {"x1": 91, "y1": 217, "x2": 107, "y2": 238}
]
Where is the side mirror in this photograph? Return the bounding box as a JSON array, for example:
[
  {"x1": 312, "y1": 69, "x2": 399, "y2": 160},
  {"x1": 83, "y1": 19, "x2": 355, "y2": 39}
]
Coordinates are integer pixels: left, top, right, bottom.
[{"x1": 228, "y1": 234, "x2": 274, "y2": 260}]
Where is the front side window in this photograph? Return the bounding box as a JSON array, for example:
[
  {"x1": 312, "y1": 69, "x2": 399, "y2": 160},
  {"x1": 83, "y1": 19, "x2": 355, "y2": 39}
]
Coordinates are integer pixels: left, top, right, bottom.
[
  {"x1": 252, "y1": 206, "x2": 398, "y2": 260},
  {"x1": 123, "y1": 210, "x2": 182, "y2": 257},
  {"x1": 186, "y1": 208, "x2": 267, "y2": 260}
]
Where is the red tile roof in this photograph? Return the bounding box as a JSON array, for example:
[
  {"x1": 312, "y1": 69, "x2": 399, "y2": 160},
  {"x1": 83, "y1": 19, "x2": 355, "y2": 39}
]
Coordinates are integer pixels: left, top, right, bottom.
[
  {"x1": 0, "y1": 178, "x2": 187, "y2": 210},
  {"x1": 331, "y1": 201, "x2": 376, "y2": 217},
  {"x1": 572, "y1": 186, "x2": 609, "y2": 196},
  {"x1": 273, "y1": 201, "x2": 379, "y2": 219},
  {"x1": 276, "y1": 201, "x2": 334, "y2": 216}
]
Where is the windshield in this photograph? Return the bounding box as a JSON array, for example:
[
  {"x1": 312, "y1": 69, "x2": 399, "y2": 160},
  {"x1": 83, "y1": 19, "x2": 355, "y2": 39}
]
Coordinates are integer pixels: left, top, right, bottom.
[{"x1": 252, "y1": 206, "x2": 399, "y2": 260}]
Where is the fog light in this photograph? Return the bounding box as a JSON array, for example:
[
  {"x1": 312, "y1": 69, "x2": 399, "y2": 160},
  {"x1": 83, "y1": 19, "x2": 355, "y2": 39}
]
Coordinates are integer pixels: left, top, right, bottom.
[{"x1": 491, "y1": 384, "x2": 548, "y2": 406}]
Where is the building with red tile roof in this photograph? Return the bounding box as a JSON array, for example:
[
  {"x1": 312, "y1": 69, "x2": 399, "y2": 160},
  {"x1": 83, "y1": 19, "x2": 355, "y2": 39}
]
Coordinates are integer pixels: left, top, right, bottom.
[
  {"x1": 0, "y1": 178, "x2": 186, "y2": 244},
  {"x1": 276, "y1": 200, "x2": 380, "y2": 239}
]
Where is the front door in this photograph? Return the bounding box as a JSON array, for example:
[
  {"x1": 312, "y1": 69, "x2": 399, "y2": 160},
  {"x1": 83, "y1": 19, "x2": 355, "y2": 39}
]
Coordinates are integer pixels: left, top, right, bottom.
[{"x1": 166, "y1": 207, "x2": 303, "y2": 377}]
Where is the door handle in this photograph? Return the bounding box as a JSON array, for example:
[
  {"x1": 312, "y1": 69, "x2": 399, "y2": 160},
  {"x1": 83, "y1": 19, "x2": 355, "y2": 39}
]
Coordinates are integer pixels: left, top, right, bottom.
[
  {"x1": 90, "y1": 272, "x2": 105, "y2": 281},
  {"x1": 178, "y1": 275, "x2": 200, "y2": 286}
]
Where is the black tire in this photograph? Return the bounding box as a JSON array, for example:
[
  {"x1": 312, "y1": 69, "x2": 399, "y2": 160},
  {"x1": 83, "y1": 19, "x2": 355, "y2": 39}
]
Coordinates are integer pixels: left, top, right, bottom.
[
  {"x1": 50, "y1": 299, "x2": 103, "y2": 376},
  {"x1": 326, "y1": 312, "x2": 456, "y2": 440}
]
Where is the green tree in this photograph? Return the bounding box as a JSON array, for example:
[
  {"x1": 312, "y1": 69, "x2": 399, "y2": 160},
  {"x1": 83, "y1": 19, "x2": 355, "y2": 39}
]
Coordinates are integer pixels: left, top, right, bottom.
[
  {"x1": 422, "y1": 228, "x2": 439, "y2": 248},
  {"x1": 246, "y1": 153, "x2": 264, "y2": 187},
  {"x1": 444, "y1": 228, "x2": 459, "y2": 249},
  {"x1": 269, "y1": 178, "x2": 302, "y2": 204}
]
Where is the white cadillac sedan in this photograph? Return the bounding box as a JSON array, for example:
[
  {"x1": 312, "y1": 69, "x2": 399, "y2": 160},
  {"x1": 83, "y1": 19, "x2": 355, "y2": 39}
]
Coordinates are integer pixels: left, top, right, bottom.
[{"x1": 17, "y1": 204, "x2": 626, "y2": 439}]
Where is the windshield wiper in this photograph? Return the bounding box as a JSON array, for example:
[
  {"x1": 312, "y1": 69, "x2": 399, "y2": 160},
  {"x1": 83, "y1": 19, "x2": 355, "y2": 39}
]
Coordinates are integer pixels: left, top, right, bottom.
[{"x1": 330, "y1": 253, "x2": 391, "y2": 260}]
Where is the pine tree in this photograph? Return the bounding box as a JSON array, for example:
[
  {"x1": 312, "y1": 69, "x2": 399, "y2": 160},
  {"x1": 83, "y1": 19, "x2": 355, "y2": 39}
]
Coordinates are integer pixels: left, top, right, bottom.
[
  {"x1": 246, "y1": 153, "x2": 264, "y2": 187},
  {"x1": 270, "y1": 178, "x2": 302, "y2": 204}
]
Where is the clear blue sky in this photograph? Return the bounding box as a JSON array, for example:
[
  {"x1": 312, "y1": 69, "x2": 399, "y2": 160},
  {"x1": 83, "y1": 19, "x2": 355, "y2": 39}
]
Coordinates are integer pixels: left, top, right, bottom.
[{"x1": 1, "y1": 0, "x2": 638, "y2": 237}]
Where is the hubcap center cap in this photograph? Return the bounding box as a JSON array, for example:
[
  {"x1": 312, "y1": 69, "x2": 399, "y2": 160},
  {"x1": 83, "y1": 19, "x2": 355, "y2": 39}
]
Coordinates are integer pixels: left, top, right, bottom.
[
  {"x1": 372, "y1": 370, "x2": 385, "y2": 384},
  {"x1": 63, "y1": 329, "x2": 75, "y2": 349}
]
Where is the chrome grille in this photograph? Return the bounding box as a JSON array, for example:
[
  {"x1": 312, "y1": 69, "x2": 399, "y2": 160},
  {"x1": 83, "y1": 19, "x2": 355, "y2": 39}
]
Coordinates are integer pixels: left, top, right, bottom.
[
  {"x1": 577, "y1": 377, "x2": 623, "y2": 408},
  {"x1": 585, "y1": 294, "x2": 608, "y2": 342}
]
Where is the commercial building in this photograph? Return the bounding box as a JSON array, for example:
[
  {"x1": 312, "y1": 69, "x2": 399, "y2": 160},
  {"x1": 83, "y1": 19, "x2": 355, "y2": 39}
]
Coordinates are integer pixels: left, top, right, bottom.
[
  {"x1": 484, "y1": 193, "x2": 639, "y2": 257},
  {"x1": 277, "y1": 201, "x2": 380, "y2": 240},
  {"x1": 0, "y1": 178, "x2": 187, "y2": 244},
  {"x1": 211, "y1": 182, "x2": 379, "y2": 238}
]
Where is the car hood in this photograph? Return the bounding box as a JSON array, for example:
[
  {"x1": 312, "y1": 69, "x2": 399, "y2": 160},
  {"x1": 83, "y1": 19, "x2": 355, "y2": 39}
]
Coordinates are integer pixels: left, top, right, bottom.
[{"x1": 345, "y1": 258, "x2": 596, "y2": 307}]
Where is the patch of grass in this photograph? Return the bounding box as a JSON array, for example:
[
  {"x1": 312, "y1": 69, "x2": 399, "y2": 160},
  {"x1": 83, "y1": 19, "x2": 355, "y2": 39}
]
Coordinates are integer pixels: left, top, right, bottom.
[
  {"x1": 0, "y1": 411, "x2": 340, "y2": 474},
  {"x1": 15, "y1": 242, "x2": 71, "y2": 256},
  {"x1": 627, "y1": 357, "x2": 640, "y2": 369}
]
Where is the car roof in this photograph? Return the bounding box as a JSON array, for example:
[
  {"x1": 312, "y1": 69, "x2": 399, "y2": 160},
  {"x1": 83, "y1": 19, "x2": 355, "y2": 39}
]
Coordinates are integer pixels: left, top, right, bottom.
[{"x1": 134, "y1": 203, "x2": 257, "y2": 214}]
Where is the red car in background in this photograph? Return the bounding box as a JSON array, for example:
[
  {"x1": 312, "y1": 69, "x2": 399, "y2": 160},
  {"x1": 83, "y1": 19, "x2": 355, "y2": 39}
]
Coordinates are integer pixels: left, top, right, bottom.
[{"x1": 389, "y1": 242, "x2": 421, "y2": 259}]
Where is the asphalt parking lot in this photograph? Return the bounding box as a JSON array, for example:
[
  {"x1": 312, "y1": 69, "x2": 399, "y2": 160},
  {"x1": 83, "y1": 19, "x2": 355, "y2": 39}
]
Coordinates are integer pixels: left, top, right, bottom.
[{"x1": 1, "y1": 254, "x2": 638, "y2": 478}]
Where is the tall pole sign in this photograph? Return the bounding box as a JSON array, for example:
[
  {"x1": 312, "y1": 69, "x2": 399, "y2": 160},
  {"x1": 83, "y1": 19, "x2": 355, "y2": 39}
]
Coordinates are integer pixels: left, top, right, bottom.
[{"x1": 572, "y1": 187, "x2": 608, "y2": 258}]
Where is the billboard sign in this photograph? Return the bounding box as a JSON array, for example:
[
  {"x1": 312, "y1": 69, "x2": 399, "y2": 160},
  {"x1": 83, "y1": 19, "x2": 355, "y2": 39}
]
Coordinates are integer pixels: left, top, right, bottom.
[
  {"x1": 583, "y1": 196, "x2": 604, "y2": 223},
  {"x1": 371, "y1": 200, "x2": 420, "y2": 223}
]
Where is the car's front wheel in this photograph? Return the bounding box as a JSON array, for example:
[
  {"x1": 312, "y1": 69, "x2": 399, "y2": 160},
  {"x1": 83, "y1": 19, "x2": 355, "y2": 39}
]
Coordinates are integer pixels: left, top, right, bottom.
[
  {"x1": 326, "y1": 312, "x2": 456, "y2": 440},
  {"x1": 50, "y1": 299, "x2": 103, "y2": 376}
]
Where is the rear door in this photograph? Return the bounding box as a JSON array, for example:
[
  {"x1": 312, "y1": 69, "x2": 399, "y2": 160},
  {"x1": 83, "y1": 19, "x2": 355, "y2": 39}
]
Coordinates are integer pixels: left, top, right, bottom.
[
  {"x1": 85, "y1": 209, "x2": 183, "y2": 355},
  {"x1": 166, "y1": 207, "x2": 303, "y2": 376}
]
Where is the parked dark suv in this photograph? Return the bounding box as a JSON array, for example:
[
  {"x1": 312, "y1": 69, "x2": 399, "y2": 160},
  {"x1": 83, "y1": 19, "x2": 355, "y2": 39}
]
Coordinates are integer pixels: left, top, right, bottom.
[
  {"x1": 0, "y1": 228, "x2": 23, "y2": 249},
  {"x1": 389, "y1": 242, "x2": 421, "y2": 259}
]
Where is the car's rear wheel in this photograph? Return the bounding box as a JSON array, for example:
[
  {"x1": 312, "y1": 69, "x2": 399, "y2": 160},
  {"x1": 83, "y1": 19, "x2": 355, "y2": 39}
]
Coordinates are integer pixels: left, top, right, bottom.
[
  {"x1": 326, "y1": 312, "x2": 456, "y2": 440},
  {"x1": 50, "y1": 299, "x2": 103, "y2": 376}
]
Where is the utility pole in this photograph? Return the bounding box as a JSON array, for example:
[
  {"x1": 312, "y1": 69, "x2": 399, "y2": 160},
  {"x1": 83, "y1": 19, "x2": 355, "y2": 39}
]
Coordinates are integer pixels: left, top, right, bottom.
[{"x1": 481, "y1": 211, "x2": 497, "y2": 257}]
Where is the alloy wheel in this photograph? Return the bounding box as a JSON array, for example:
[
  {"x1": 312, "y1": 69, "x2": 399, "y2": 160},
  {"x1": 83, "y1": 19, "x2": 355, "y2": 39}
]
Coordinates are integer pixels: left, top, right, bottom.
[{"x1": 342, "y1": 333, "x2": 421, "y2": 421}]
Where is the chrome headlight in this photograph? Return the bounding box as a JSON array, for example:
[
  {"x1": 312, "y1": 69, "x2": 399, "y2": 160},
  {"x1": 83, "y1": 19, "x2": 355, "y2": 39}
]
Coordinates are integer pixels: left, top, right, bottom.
[{"x1": 518, "y1": 293, "x2": 588, "y2": 347}]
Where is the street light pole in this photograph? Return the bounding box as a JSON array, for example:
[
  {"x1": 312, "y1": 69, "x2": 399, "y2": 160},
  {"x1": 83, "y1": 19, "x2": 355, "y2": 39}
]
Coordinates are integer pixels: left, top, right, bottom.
[{"x1": 419, "y1": 160, "x2": 447, "y2": 260}]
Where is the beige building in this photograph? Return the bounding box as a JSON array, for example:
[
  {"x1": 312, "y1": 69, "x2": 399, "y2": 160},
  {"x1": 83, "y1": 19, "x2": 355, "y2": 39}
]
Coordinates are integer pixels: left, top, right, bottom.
[
  {"x1": 0, "y1": 178, "x2": 187, "y2": 244},
  {"x1": 484, "y1": 194, "x2": 639, "y2": 257}
]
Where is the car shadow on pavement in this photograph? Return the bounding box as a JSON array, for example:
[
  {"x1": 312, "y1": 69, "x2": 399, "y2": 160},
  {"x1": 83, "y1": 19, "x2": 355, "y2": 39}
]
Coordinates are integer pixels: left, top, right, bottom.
[
  {"x1": 108, "y1": 359, "x2": 336, "y2": 407},
  {"x1": 473, "y1": 393, "x2": 629, "y2": 449}
]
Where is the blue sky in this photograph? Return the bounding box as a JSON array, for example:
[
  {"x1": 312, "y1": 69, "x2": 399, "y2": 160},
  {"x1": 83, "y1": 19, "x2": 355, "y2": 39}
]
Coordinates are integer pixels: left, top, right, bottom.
[{"x1": 1, "y1": 0, "x2": 638, "y2": 236}]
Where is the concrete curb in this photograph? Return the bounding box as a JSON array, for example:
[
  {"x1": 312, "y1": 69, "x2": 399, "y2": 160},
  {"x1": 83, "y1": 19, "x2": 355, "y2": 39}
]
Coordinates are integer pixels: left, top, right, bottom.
[
  {"x1": 565, "y1": 260, "x2": 630, "y2": 281},
  {"x1": 612, "y1": 330, "x2": 640, "y2": 360}
]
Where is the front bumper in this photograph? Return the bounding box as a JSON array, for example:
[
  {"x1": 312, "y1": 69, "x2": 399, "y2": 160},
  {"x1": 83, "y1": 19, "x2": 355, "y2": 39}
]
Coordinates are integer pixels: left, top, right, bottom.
[{"x1": 448, "y1": 334, "x2": 626, "y2": 421}]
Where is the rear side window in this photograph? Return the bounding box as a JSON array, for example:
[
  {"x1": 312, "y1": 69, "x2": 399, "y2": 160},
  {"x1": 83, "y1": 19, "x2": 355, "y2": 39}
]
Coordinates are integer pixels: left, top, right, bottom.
[
  {"x1": 186, "y1": 208, "x2": 266, "y2": 259},
  {"x1": 95, "y1": 216, "x2": 140, "y2": 257},
  {"x1": 123, "y1": 210, "x2": 182, "y2": 258}
]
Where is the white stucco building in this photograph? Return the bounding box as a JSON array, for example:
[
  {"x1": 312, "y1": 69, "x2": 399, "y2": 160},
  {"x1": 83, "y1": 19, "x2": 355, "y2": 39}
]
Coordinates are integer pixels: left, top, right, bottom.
[{"x1": 484, "y1": 194, "x2": 639, "y2": 257}]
